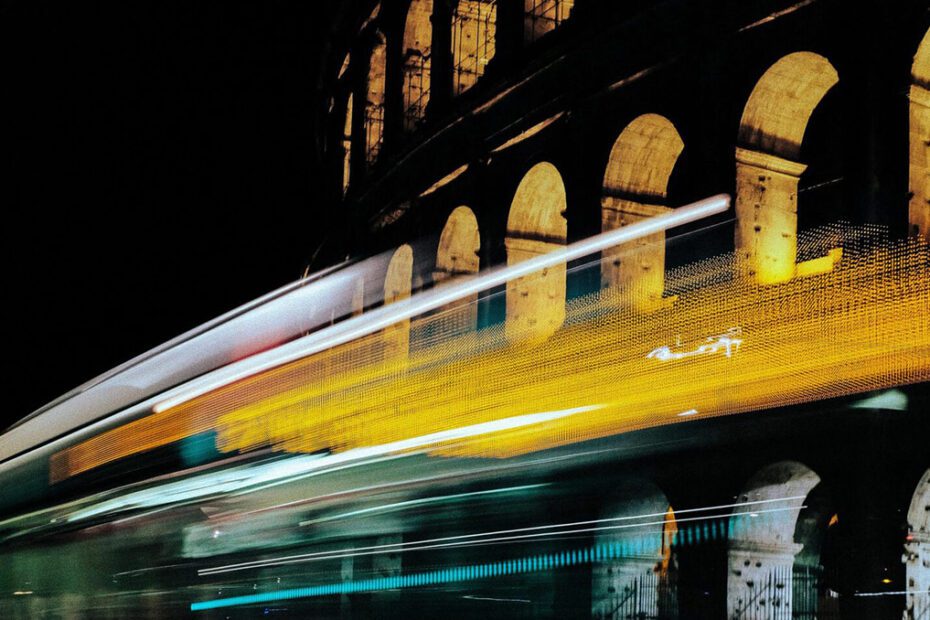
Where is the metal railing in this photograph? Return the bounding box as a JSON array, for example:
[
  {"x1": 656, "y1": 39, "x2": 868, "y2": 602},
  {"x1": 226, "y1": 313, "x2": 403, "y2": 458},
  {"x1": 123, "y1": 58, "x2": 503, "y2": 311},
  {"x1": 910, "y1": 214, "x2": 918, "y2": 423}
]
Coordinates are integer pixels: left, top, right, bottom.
[
  {"x1": 452, "y1": 0, "x2": 497, "y2": 95},
  {"x1": 403, "y1": 52, "x2": 431, "y2": 131}
]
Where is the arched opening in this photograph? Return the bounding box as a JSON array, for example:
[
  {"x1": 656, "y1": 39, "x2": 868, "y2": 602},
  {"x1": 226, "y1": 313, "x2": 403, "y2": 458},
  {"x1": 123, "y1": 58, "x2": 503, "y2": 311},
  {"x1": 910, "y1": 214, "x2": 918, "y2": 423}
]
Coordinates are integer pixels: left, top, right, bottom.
[
  {"x1": 433, "y1": 206, "x2": 481, "y2": 334},
  {"x1": 592, "y1": 479, "x2": 677, "y2": 619},
  {"x1": 904, "y1": 469, "x2": 930, "y2": 619},
  {"x1": 383, "y1": 244, "x2": 414, "y2": 360},
  {"x1": 601, "y1": 114, "x2": 684, "y2": 312},
  {"x1": 403, "y1": 0, "x2": 433, "y2": 131},
  {"x1": 451, "y1": 0, "x2": 497, "y2": 95},
  {"x1": 505, "y1": 162, "x2": 567, "y2": 344},
  {"x1": 910, "y1": 30, "x2": 930, "y2": 238},
  {"x1": 436, "y1": 206, "x2": 481, "y2": 281},
  {"x1": 524, "y1": 0, "x2": 573, "y2": 45},
  {"x1": 365, "y1": 32, "x2": 387, "y2": 167},
  {"x1": 342, "y1": 92, "x2": 354, "y2": 195},
  {"x1": 736, "y1": 52, "x2": 839, "y2": 284},
  {"x1": 727, "y1": 461, "x2": 822, "y2": 618}
]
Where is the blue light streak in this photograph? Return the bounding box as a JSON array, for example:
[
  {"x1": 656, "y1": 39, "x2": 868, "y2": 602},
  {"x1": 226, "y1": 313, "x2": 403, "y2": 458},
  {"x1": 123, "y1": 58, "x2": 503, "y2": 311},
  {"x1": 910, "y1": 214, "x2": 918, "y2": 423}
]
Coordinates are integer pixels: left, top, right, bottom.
[{"x1": 190, "y1": 515, "x2": 744, "y2": 611}]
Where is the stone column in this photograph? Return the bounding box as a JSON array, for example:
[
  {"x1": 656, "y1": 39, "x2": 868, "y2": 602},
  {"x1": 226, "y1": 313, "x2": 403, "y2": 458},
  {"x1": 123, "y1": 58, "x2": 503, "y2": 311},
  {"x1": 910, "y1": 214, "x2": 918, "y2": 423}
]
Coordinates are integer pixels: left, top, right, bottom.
[
  {"x1": 903, "y1": 532, "x2": 930, "y2": 620},
  {"x1": 601, "y1": 196, "x2": 671, "y2": 312},
  {"x1": 727, "y1": 541, "x2": 802, "y2": 620},
  {"x1": 909, "y1": 85, "x2": 930, "y2": 239},
  {"x1": 505, "y1": 236, "x2": 566, "y2": 345},
  {"x1": 735, "y1": 148, "x2": 808, "y2": 285},
  {"x1": 904, "y1": 471, "x2": 930, "y2": 620}
]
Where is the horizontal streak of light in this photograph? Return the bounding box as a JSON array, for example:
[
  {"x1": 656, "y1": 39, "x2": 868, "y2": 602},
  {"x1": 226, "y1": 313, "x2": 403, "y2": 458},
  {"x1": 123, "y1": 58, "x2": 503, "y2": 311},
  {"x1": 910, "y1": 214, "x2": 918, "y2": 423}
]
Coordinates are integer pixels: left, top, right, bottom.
[
  {"x1": 191, "y1": 509, "x2": 782, "y2": 611},
  {"x1": 298, "y1": 484, "x2": 545, "y2": 526},
  {"x1": 200, "y1": 506, "x2": 802, "y2": 576},
  {"x1": 199, "y1": 496, "x2": 804, "y2": 576},
  {"x1": 202, "y1": 447, "x2": 633, "y2": 524},
  {"x1": 64, "y1": 407, "x2": 594, "y2": 524},
  {"x1": 462, "y1": 595, "x2": 531, "y2": 603},
  {"x1": 156, "y1": 195, "x2": 729, "y2": 413}
]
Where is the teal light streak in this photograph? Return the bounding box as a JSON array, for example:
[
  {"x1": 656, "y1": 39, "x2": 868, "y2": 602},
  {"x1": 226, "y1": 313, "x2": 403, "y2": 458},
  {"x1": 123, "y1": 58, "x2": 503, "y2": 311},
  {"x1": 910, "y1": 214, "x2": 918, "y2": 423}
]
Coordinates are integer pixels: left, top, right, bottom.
[{"x1": 191, "y1": 516, "x2": 738, "y2": 611}]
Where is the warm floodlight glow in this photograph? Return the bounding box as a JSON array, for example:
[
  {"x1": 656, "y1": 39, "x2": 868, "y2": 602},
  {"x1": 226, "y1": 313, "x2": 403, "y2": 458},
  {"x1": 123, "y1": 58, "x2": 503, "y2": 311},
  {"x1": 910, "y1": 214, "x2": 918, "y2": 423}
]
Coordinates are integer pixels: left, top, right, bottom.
[{"x1": 50, "y1": 212, "x2": 930, "y2": 486}]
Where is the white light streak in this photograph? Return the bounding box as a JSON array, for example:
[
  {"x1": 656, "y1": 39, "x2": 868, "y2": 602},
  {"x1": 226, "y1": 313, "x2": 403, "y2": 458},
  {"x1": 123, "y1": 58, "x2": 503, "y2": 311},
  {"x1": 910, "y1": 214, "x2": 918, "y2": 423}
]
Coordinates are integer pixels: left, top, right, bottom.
[
  {"x1": 199, "y1": 495, "x2": 803, "y2": 576},
  {"x1": 298, "y1": 484, "x2": 545, "y2": 527},
  {"x1": 62, "y1": 406, "x2": 597, "y2": 524},
  {"x1": 155, "y1": 195, "x2": 729, "y2": 413}
]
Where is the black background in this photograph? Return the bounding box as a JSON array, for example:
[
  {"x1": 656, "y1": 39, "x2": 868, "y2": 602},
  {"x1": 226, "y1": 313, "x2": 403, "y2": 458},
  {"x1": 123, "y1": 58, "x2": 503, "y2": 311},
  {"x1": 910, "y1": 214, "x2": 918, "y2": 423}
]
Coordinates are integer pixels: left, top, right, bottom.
[{"x1": 2, "y1": 1, "x2": 343, "y2": 427}]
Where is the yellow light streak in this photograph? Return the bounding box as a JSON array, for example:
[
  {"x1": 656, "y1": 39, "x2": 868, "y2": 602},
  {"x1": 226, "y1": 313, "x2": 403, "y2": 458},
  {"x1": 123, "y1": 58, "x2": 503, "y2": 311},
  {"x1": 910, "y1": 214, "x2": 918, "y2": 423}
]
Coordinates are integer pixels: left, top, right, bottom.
[{"x1": 50, "y1": 229, "x2": 930, "y2": 482}]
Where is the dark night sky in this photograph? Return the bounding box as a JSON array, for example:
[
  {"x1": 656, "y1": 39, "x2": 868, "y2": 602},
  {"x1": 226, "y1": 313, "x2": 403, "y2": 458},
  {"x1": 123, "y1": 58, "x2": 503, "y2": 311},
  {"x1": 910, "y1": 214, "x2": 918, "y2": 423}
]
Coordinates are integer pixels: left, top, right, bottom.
[{"x1": 2, "y1": 1, "x2": 345, "y2": 428}]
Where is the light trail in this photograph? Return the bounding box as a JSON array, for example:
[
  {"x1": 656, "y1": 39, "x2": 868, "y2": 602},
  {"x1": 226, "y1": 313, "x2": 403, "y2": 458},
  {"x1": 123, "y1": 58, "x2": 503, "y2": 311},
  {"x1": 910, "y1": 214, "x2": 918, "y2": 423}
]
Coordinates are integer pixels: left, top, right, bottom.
[
  {"x1": 297, "y1": 484, "x2": 546, "y2": 526},
  {"x1": 198, "y1": 496, "x2": 805, "y2": 576},
  {"x1": 190, "y1": 506, "x2": 796, "y2": 612},
  {"x1": 156, "y1": 195, "x2": 729, "y2": 413},
  {"x1": 61, "y1": 406, "x2": 595, "y2": 524},
  {"x1": 199, "y1": 506, "x2": 803, "y2": 575}
]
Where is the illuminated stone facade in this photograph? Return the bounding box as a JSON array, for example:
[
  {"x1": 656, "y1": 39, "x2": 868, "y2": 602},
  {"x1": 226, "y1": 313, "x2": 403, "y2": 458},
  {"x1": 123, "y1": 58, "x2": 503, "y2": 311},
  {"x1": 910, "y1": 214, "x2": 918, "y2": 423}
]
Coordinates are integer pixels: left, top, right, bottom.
[{"x1": 313, "y1": 1, "x2": 928, "y2": 617}]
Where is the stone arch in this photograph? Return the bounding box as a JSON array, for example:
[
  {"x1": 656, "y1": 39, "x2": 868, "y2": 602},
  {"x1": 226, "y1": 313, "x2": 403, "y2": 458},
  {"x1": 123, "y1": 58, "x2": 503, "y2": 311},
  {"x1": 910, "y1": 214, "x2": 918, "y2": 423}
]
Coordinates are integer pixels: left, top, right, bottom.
[
  {"x1": 402, "y1": 0, "x2": 433, "y2": 131},
  {"x1": 382, "y1": 244, "x2": 414, "y2": 360},
  {"x1": 910, "y1": 30, "x2": 930, "y2": 238},
  {"x1": 735, "y1": 52, "x2": 839, "y2": 284},
  {"x1": 904, "y1": 469, "x2": 930, "y2": 619},
  {"x1": 365, "y1": 31, "x2": 387, "y2": 166},
  {"x1": 601, "y1": 114, "x2": 684, "y2": 311},
  {"x1": 592, "y1": 479, "x2": 677, "y2": 619},
  {"x1": 505, "y1": 162, "x2": 567, "y2": 344},
  {"x1": 436, "y1": 206, "x2": 480, "y2": 280},
  {"x1": 727, "y1": 461, "x2": 821, "y2": 619},
  {"x1": 434, "y1": 206, "x2": 481, "y2": 333}
]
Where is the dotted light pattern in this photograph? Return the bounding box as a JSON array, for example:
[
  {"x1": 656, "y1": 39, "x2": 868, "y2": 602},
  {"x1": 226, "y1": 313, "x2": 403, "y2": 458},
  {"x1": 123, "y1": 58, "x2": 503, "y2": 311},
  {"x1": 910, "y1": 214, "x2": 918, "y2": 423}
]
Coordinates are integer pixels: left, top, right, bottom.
[
  {"x1": 52, "y1": 226, "x2": 930, "y2": 482},
  {"x1": 190, "y1": 512, "x2": 753, "y2": 611}
]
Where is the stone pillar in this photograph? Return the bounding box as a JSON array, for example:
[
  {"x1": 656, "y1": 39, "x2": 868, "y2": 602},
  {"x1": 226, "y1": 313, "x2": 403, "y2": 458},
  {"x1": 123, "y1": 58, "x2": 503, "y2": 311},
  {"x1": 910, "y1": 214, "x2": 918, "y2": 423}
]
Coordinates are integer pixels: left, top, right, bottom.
[
  {"x1": 727, "y1": 541, "x2": 802, "y2": 620},
  {"x1": 592, "y1": 555, "x2": 664, "y2": 619},
  {"x1": 428, "y1": 0, "x2": 454, "y2": 115},
  {"x1": 904, "y1": 470, "x2": 930, "y2": 620},
  {"x1": 505, "y1": 236, "x2": 566, "y2": 345},
  {"x1": 909, "y1": 85, "x2": 930, "y2": 239},
  {"x1": 601, "y1": 196, "x2": 671, "y2": 312},
  {"x1": 903, "y1": 533, "x2": 930, "y2": 620},
  {"x1": 491, "y1": 0, "x2": 522, "y2": 73},
  {"x1": 735, "y1": 148, "x2": 808, "y2": 285}
]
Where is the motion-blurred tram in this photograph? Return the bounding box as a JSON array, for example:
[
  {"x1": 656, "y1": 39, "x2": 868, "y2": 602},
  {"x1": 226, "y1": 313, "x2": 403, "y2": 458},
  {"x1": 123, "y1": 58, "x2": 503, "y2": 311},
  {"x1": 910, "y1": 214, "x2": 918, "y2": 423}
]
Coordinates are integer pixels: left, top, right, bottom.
[{"x1": 0, "y1": 195, "x2": 928, "y2": 619}]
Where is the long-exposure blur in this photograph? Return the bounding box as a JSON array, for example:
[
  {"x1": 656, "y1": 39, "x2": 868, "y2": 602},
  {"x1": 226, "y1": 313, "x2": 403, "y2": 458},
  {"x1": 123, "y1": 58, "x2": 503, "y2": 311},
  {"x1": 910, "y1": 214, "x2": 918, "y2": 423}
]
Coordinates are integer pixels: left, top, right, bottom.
[{"x1": 2, "y1": 0, "x2": 929, "y2": 618}]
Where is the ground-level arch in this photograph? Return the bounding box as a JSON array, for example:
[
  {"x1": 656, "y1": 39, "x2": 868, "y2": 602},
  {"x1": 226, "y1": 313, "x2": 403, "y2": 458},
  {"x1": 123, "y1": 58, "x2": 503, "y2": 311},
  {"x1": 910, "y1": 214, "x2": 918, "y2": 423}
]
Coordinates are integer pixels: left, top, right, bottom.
[{"x1": 727, "y1": 461, "x2": 821, "y2": 618}]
